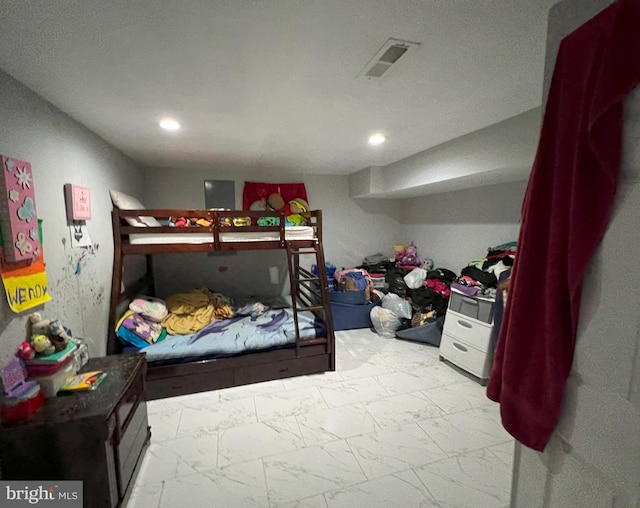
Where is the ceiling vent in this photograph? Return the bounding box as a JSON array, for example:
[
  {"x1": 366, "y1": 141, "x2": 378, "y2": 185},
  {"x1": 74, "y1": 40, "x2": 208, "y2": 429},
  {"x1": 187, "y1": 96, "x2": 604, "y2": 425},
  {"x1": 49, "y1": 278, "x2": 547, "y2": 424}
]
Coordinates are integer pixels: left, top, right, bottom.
[{"x1": 360, "y1": 38, "x2": 421, "y2": 79}]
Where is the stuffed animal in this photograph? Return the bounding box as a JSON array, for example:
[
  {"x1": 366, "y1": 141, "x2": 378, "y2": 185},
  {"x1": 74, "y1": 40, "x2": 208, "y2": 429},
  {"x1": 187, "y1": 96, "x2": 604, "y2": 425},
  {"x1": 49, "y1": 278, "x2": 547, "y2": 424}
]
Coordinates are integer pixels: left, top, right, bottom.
[
  {"x1": 29, "y1": 313, "x2": 72, "y2": 352},
  {"x1": 49, "y1": 320, "x2": 72, "y2": 352},
  {"x1": 32, "y1": 334, "x2": 55, "y2": 356},
  {"x1": 17, "y1": 341, "x2": 35, "y2": 361},
  {"x1": 29, "y1": 312, "x2": 51, "y2": 336}
]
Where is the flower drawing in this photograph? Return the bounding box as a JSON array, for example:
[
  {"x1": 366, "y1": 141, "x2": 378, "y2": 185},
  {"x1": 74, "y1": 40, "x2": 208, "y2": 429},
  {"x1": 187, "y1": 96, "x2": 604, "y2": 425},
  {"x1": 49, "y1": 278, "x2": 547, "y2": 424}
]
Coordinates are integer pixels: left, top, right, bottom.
[{"x1": 15, "y1": 166, "x2": 32, "y2": 189}]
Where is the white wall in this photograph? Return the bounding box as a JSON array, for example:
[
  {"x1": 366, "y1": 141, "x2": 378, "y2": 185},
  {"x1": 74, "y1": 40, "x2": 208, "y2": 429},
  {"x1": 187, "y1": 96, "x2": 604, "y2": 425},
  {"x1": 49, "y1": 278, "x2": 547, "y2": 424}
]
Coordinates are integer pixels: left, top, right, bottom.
[
  {"x1": 349, "y1": 109, "x2": 540, "y2": 199},
  {"x1": 511, "y1": 1, "x2": 640, "y2": 506},
  {"x1": 142, "y1": 166, "x2": 404, "y2": 298},
  {"x1": 401, "y1": 181, "x2": 525, "y2": 272},
  {"x1": 0, "y1": 69, "x2": 144, "y2": 362}
]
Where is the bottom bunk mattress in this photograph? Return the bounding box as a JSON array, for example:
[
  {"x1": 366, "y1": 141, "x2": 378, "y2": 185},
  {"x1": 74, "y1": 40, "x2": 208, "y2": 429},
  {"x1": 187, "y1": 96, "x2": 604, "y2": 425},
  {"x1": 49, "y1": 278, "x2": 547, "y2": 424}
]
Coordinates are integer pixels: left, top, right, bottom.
[{"x1": 133, "y1": 308, "x2": 325, "y2": 364}]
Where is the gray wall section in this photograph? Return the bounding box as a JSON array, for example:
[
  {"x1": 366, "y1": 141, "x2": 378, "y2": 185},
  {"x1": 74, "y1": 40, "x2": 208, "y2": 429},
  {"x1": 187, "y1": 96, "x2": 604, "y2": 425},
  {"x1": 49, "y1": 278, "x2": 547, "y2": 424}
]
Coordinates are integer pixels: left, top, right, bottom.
[
  {"x1": 0, "y1": 69, "x2": 144, "y2": 361},
  {"x1": 401, "y1": 181, "x2": 525, "y2": 272},
  {"x1": 511, "y1": 1, "x2": 640, "y2": 506}
]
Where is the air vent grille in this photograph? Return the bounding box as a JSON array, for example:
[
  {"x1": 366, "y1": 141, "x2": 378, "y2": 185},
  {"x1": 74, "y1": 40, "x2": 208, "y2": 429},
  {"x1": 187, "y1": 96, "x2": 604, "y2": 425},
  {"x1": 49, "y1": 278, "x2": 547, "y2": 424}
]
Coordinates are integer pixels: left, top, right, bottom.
[{"x1": 360, "y1": 38, "x2": 420, "y2": 80}]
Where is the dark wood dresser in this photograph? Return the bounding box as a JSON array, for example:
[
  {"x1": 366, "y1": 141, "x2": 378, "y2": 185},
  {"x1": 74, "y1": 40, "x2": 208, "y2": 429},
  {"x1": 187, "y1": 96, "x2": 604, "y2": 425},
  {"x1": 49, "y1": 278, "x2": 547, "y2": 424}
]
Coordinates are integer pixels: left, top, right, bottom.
[{"x1": 0, "y1": 354, "x2": 150, "y2": 508}]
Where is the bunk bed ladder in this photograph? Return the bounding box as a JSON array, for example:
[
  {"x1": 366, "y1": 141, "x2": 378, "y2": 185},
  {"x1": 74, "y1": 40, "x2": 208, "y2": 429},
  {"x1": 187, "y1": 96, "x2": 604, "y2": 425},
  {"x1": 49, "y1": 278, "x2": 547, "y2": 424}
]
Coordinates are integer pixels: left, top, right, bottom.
[{"x1": 286, "y1": 241, "x2": 335, "y2": 368}]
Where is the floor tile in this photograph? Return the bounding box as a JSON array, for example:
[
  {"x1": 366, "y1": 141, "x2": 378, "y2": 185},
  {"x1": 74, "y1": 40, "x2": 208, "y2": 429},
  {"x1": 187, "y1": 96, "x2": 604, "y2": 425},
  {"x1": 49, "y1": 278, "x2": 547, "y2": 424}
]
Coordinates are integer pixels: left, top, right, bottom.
[
  {"x1": 318, "y1": 377, "x2": 391, "y2": 407},
  {"x1": 132, "y1": 328, "x2": 514, "y2": 507},
  {"x1": 264, "y1": 440, "x2": 367, "y2": 505},
  {"x1": 159, "y1": 460, "x2": 268, "y2": 508},
  {"x1": 176, "y1": 397, "x2": 257, "y2": 437},
  {"x1": 417, "y1": 407, "x2": 511, "y2": 456},
  {"x1": 218, "y1": 379, "x2": 286, "y2": 402},
  {"x1": 486, "y1": 440, "x2": 515, "y2": 467},
  {"x1": 148, "y1": 407, "x2": 182, "y2": 442},
  {"x1": 254, "y1": 386, "x2": 327, "y2": 421},
  {"x1": 136, "y1": 433, "x2": 218, "y2": 482},
  {"x1": 296, "y1": 403, "x2": 380, "y2": 446},
  {"x1": 374, "y1": 370, "x2": 439, "y2": 396},
  {"x1": 324, "y1": 469, "x2": 440, "y2": 508},
  {"x1": 347, "y1": 423, "x2": 448, "y2": 479},
  {"x1": 413, "y1": 448, "x2": 511, "y2": 508},
  {"x1": 125, "y1": 481, "x2": 163, "y2": 508},
  {"x1": 217, "y1": 416, "x2": 306, "y2": 467},
  {"x1": 422, "y1": 381, "x2": 495, "y2": 414},
  {"x1": 282, "y1": 370, "x2": 344, "y2": 390},
  {"x1": 364, "y1": 392, "x2": 444, "y2": 428},
  {"x1": 337, "y1": 356, "x2": 396, "y2": 380},
  {"x1": 272, "y1": 494, "x2": 329, "y2": 508}
]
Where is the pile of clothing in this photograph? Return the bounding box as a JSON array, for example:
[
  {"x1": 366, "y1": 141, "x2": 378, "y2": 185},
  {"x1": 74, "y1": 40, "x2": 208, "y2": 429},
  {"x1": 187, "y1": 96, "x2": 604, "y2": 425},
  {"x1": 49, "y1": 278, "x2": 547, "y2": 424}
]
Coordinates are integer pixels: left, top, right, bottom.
[
  {"x1": 116, "y1": 297, "x2": 169, "y2": 348},
  {"x1": 452, "y1": 242, "x2": 516, "y2": 297},
  {"x1": 115, "y1": 288, "x2": 240, "y2": 348}
]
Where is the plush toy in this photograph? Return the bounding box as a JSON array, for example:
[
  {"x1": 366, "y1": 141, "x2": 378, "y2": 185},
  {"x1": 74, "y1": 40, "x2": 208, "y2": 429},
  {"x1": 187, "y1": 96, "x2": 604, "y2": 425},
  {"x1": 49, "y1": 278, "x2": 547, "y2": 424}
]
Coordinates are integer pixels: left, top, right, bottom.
[
  {"x1": 32, "y1": 334, "x2": 55, "y2": 356},
  {"x1": 249, "y1": 198, "x2": 269, "y2": 211},
  {"x1": 284, "y1": 198, "x2": 308, "y2": 226},
  {"x1": 49, "y1": 320, "x2": 72, "y2": 352},
  {"x1": 17, "y1": 341, "x2": 35, "y2": 361},
  {"x1": 29, "y1": 313, "x2": 72, "y2": 352},
  {"x1": 29, "y1": 312, "x2": 51, "y2": 336}
]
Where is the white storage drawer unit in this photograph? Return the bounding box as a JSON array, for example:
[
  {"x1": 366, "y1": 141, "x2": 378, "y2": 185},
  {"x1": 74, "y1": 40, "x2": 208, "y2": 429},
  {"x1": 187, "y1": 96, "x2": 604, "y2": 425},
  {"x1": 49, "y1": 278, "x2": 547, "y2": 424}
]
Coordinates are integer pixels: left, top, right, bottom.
[
  {"x1": 448, "y1": 291, "x2": 495, "y2": 324},
  {"x1": 439, "y1": 290, "x2": 496, "y2": 384}
]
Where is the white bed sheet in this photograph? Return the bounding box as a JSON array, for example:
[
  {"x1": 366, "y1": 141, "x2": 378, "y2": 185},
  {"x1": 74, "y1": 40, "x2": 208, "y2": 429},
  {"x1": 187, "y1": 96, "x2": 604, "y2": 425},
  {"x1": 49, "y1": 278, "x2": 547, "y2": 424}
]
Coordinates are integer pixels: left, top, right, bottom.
[{"x1": 129, "y1": 226, "x2": 314, "y2": 245}]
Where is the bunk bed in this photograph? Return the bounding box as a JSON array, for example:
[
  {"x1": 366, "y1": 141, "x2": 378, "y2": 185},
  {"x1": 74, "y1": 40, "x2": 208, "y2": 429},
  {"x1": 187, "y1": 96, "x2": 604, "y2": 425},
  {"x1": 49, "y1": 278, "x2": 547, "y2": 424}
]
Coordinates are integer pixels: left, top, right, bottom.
[{"x1": 107, "y1": 206, "x2": 336, "y2": 400}]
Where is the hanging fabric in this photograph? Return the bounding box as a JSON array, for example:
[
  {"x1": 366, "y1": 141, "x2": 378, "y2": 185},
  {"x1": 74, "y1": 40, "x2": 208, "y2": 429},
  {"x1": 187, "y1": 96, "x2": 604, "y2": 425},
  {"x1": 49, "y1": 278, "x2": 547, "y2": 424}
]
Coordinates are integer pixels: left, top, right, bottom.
[{"x1": 486, "y1": 0, "x2": 640, "y2": 452}]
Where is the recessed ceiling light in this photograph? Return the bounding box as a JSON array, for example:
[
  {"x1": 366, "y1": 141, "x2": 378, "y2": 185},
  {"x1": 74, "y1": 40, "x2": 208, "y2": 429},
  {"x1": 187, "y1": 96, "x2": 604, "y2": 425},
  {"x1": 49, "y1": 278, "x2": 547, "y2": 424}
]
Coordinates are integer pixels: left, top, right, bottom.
[
  {"x1": 368, "y1": 133, "x2": 387, "y2": 146},
  {"x1": 159, "y1": 118, "x2": 181, "y2": 131}
]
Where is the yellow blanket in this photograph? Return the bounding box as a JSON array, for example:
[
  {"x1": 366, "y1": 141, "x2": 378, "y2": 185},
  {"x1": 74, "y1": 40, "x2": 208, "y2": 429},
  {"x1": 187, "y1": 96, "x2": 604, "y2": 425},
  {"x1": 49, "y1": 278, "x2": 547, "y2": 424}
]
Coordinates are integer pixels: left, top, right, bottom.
[{"x1": 162, "y1": 288, "x2": 234, "y2": 335}]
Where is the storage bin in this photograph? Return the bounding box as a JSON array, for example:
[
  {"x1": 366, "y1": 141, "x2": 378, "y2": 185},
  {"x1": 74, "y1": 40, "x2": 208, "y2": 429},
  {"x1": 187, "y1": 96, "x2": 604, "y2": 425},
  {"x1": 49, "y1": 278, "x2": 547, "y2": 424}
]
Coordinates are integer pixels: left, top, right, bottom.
[
  {"x1": 30, "y1": 360, "x2": 78, "y2": 398},
  {"x1": 329, "y1": 290, "x2": 368, "y2": 305},
  {"x1": 395, "y1": 317, "x2": 444, "y2": 346},
  {"x1": 331, "y1": 299, "x2": 381, "y2": 330},
  {"x1": 448, "y1": 290, "x2": 495, "y2": 324}
]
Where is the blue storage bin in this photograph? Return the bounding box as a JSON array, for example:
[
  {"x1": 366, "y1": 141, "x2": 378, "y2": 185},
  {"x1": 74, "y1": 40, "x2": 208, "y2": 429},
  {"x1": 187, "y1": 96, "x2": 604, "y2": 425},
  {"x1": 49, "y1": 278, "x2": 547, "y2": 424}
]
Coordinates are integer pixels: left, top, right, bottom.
[
  {"x1": 329, "y1": 290, "x2": 368, "y2": 305},
  {"x1": 331, "y1": 299, "x2": 381, "y2": 330}
]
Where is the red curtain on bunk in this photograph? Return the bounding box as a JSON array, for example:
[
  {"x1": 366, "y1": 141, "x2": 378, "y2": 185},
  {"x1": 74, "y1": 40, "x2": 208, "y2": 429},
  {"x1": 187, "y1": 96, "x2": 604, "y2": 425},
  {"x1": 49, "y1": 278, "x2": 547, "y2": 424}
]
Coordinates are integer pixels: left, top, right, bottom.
[{"x1": 242, "y1": 182, "x2": 308, "y2": 212}]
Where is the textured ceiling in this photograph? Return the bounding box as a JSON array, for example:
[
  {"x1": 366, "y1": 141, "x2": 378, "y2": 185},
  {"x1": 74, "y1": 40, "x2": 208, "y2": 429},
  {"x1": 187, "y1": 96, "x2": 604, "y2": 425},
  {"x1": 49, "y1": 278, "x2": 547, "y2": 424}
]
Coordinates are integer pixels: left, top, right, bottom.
[{"x1": 0, "y1": 1, "x2": 551, "y2": 175}]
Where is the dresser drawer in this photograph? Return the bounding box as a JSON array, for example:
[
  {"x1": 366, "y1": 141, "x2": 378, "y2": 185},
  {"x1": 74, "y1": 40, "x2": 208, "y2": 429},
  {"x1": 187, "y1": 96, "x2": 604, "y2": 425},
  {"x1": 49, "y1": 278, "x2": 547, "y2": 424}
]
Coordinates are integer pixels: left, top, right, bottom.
[
  {"x1": 116, "y1": 372, "x2": 144, "y2": 435},
  {"x1": 116, "y1": 400, "x2": 149, "y2": 496},
  {"x1": 442, "y1": 310, "x2": 493, "y2": 351},
  {"x1": 439, "y1": 333, "x2": 493, "y2": 379},
  {"x1": 449, "y1": 291, "x2": 495, "y2": 324}
]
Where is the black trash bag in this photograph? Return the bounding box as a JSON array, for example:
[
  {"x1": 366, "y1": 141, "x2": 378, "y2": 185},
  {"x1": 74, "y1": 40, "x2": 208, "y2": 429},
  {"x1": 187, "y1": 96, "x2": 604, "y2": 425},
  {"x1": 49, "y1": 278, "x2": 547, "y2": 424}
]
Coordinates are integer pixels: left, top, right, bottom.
[
  {"x1": 385, "y1": 267, "x2": 409, "y2": 297},
  {"x1": 407, "y1": 287, "x2": 448, "y2": 315}
]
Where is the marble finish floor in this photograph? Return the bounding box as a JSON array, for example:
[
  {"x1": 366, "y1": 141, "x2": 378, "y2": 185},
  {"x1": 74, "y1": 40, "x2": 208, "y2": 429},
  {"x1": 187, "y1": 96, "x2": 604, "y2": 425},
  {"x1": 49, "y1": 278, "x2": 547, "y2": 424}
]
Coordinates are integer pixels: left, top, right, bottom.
[{"x1": 126, "y1": 328, "x2": 514, "y2": 508}]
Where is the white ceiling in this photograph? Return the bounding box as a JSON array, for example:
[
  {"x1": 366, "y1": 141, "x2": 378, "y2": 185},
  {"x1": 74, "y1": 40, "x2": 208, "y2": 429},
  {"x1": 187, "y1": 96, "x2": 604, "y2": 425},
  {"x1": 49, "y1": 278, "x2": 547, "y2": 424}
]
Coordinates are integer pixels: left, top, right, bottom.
[{"x1": 0, "y1": 1, "x2": 552, "y2": 175}]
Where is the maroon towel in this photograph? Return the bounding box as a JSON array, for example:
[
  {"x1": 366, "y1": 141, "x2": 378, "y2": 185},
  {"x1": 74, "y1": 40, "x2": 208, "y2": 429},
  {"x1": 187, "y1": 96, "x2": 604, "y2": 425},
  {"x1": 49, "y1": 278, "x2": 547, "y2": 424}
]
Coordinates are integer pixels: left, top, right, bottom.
[{"x1": 487, "y1": 0, "x2": 640, "y2": 452}]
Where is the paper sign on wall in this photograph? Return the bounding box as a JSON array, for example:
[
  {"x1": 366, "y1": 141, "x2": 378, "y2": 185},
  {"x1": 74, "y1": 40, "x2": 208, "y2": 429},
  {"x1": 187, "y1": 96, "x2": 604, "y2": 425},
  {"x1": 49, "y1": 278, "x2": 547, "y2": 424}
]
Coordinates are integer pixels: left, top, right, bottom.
[
  {"x1": 64, "y1": 184, "x2": 91, "y2": 221},
  {"x1": 0, "y1": 219, "x2": 51, "y2": 313}
]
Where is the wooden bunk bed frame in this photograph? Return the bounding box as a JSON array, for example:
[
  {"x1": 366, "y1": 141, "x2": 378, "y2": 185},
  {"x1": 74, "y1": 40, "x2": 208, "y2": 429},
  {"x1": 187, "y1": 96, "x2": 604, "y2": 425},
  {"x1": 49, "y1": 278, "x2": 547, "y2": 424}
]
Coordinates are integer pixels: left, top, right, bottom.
[{"x1": 107, "y1": 207, "x2": 336, "y2": 400}]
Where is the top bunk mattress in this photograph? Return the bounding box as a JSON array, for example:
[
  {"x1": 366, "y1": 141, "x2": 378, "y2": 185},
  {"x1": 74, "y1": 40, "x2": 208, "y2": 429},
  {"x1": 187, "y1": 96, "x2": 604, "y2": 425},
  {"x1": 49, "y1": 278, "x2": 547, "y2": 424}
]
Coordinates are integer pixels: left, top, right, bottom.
[{"x1": 129, "y1": 226, "x2": 314, "y2": 245}]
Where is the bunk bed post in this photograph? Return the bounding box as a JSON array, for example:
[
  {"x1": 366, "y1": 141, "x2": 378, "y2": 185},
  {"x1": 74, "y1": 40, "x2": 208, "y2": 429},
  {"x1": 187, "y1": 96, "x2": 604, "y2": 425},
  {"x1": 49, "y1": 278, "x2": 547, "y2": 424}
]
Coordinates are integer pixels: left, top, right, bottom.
[
  {"x1": 107, "y1": 208, "x2": 124, "y2": 355},
  {"x1": 286, "y1": 246, "x2": 301, "y2": 357},
  {"x1": 312, "y1": 213, "x2": 336, "y2": 371}
]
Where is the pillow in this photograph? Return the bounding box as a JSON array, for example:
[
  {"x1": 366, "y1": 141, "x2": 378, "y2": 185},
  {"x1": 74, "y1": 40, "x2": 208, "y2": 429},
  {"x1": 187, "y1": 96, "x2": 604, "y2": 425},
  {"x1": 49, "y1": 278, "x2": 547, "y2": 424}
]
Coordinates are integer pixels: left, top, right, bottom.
[{"x1": 109, "y1": 190, "x2": 162, "y2": 227}]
